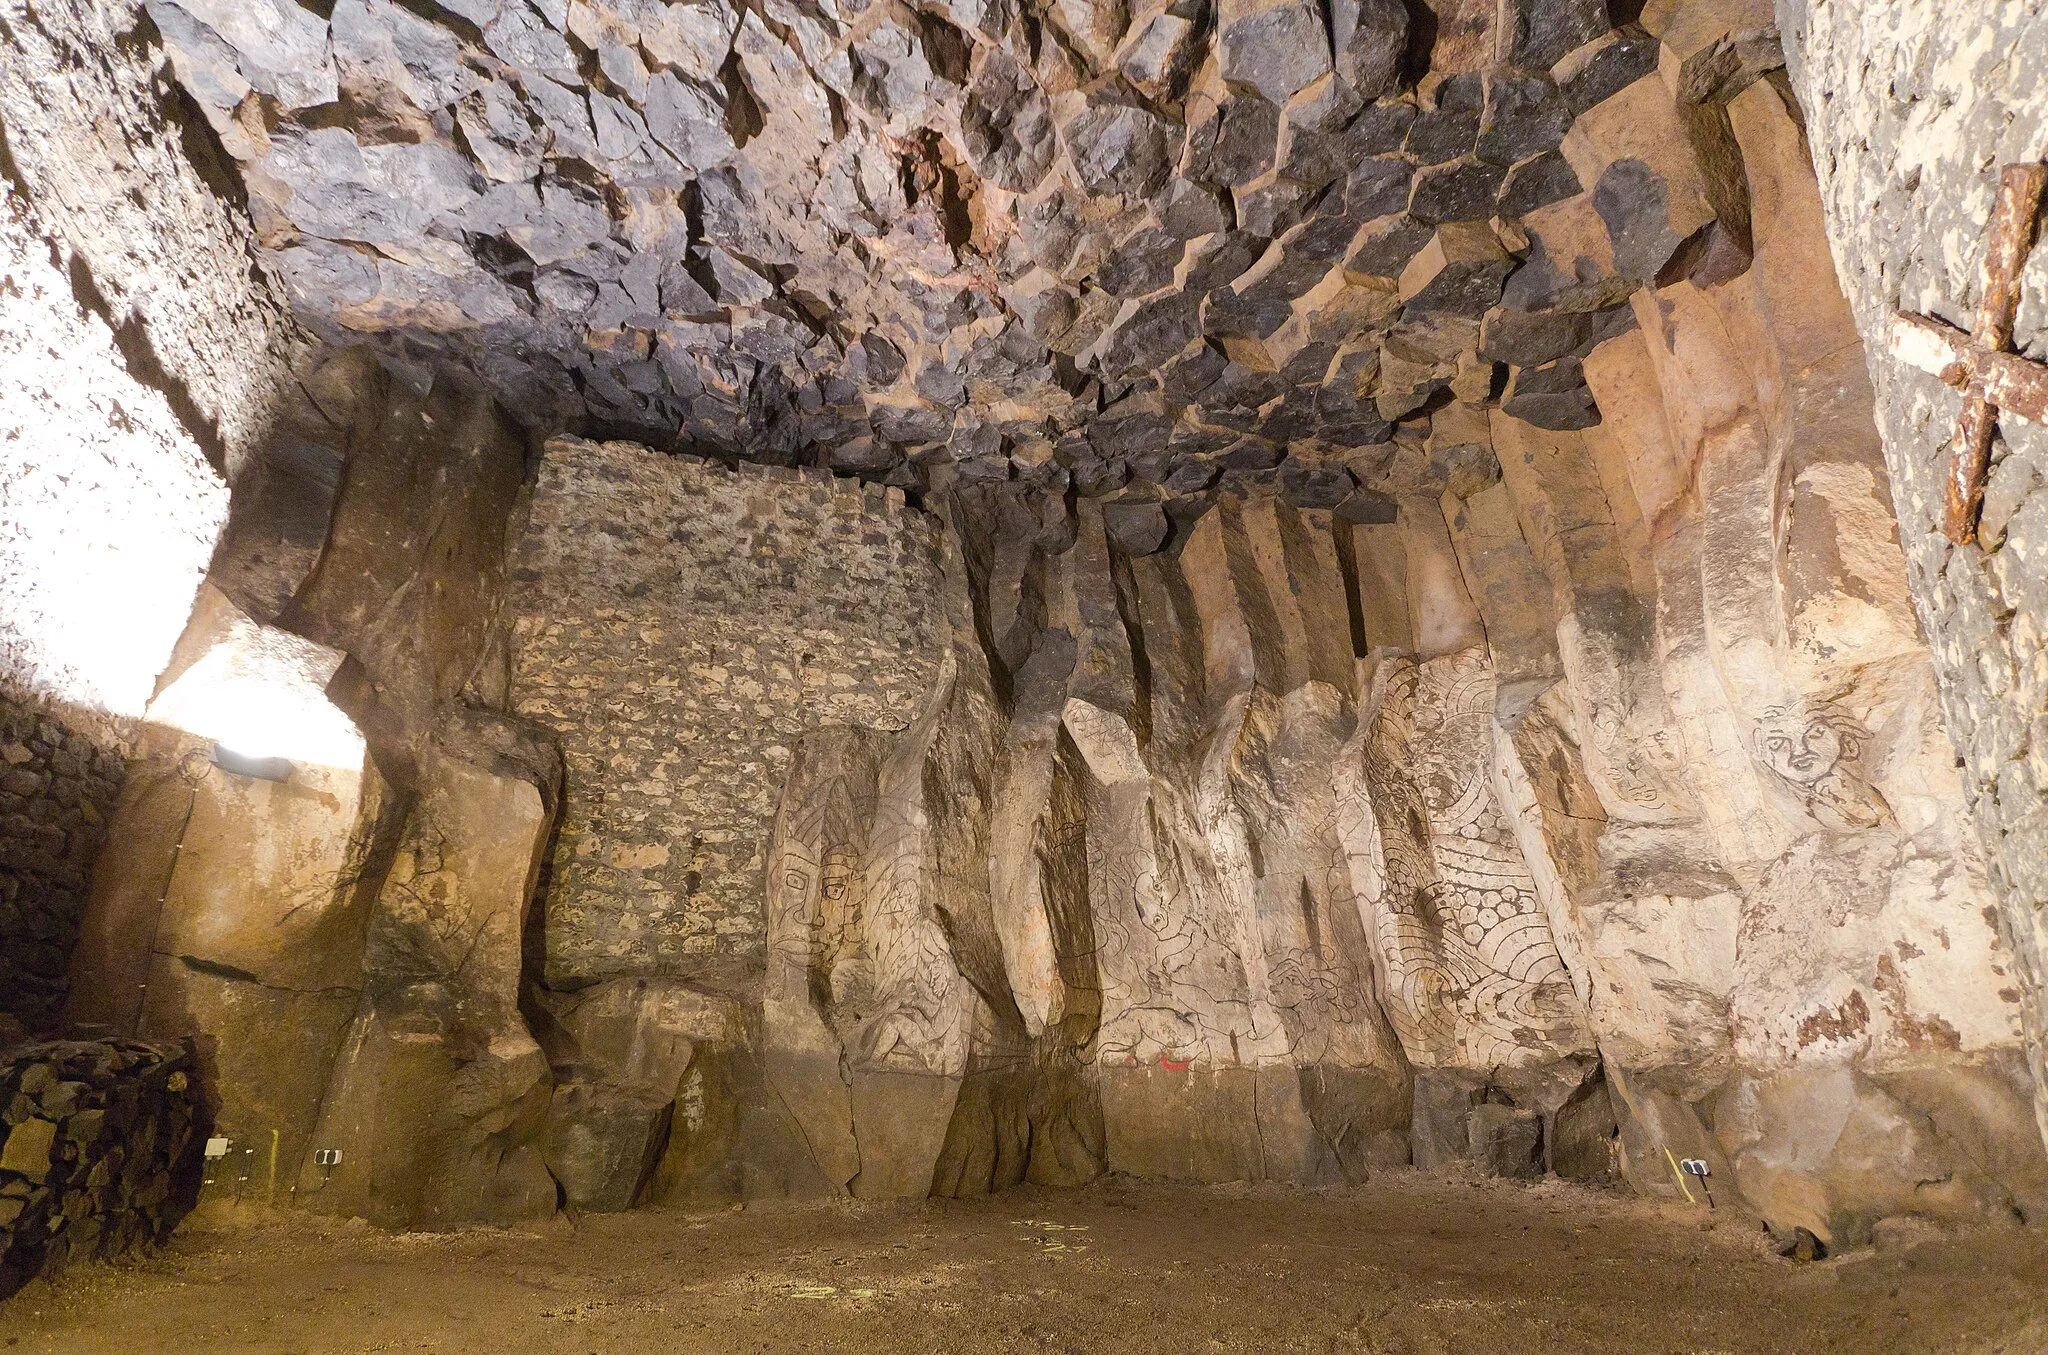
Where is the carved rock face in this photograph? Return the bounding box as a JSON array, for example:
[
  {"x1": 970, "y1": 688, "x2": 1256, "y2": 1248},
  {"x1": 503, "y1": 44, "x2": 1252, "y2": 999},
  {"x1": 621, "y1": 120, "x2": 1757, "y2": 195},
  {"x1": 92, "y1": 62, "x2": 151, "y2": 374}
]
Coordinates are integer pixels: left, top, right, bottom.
[{"x1": 9, "y1": 0, "x2": 2048, "y2": 1249}]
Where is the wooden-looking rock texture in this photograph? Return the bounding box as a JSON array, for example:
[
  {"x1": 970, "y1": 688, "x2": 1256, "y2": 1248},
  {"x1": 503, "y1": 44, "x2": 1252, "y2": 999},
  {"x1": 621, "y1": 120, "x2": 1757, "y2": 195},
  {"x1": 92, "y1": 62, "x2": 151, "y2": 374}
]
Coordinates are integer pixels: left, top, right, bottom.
[{"x1": 0, "y1": 1040, "x2": 205, "y2": 1300}]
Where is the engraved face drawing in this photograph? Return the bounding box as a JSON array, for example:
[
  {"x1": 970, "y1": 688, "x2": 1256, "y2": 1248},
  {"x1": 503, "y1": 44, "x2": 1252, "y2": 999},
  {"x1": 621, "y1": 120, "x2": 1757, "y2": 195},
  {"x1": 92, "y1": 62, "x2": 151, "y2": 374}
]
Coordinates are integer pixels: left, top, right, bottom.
[
  {"x1": 1751, "y1": 702, "x2": 1890, "y2": 831},
  {"x1": 821, "y1": 849, "x2": 855, "y2": 902},
  {"x1": 1756, "y1": 713, "x2": 1844, "y2": 785}
]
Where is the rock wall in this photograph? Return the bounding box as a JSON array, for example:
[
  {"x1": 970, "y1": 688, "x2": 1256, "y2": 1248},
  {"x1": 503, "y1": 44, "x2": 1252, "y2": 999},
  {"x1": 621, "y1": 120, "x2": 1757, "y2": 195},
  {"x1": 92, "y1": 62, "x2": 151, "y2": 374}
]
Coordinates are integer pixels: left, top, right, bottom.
[
  {"x1": 0, "y1": 0, "x2": 301, "y2": 474},
  {"x1": 508, "y1": 439, "x2": 947, "y2": 984},
  {"x1": 0, "y1": 191, "x2": 230, "y2": 733},
  {"x1": 1780, "y1": 0, "x2": 2048, "y2": 1155},
  {"x1": 128, "y1": 0, "x2": 1644, "y2": 488},
  {"x1": 0, "y1": 1039, "x2": 205, "y2": 1300},
  {"x1": 951, "y1": 489, "x2": 1425, "y2": 1187},
  {"x1": 0, "y1": 71, "x2": 231, "y2": 1034},
  {"x1": 15, "y1": 0, "x2": 2048, "y2": 1252},
  {"x1": 67, "y1": 358, "x2": 564, "y2": 1230},
  {"x1": 0, "y1": 707, "x2": 126, "y2": 1035},
  {"x1": 1484, "y1": 57, "x2": 2048, "y2": 1246},
  {"x1": 65, "y1": 587, "x2": 384, "y2": 1199}
]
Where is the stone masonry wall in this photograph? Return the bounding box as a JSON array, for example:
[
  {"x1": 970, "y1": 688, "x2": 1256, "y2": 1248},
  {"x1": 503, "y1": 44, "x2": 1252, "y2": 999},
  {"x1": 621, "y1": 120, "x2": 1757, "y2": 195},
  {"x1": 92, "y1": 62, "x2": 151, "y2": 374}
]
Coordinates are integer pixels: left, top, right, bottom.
[
  {"x1": 1782, "y1": 0, "x2": 2048, "y2": 1145},
  {"x1": 0, "y1": 700, "x2": 126, "y2": 1034},
  {"x1": 509, "y1": 438, "x2": 946, "y2": 990}
]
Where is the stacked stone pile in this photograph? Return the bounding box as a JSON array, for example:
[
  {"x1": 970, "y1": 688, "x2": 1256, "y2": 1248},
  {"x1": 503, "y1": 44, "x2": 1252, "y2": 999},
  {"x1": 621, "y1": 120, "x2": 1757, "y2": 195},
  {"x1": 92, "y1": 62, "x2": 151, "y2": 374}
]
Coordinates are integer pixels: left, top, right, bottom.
[
  {"x1": 0, "y1": 702, "x2": 126, "y2": 1030},
  {"x1": 0, "y1": 1040, "x2": 205, "y2": 1299}
]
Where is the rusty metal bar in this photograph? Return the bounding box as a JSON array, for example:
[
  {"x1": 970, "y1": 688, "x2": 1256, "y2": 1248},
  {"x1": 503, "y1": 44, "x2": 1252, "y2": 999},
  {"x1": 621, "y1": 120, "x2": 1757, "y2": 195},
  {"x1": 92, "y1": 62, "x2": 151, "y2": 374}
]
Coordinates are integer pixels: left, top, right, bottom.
[
  {"x1": 1893, "y1": 310, "x2": 2048, "y2": 421},
  {"x1": 1945, "y1": 163, "x2": 2048, "y2": 545}
]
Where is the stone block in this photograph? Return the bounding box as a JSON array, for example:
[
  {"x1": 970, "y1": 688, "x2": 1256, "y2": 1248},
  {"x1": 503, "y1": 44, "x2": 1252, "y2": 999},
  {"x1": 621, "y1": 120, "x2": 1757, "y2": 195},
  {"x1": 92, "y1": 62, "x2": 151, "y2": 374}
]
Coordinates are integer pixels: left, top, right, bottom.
[
  {"x1": 1499, "y1": 0, "x2": 1610, "y2": 71},
  {"x1": 1563, "y1": 74, "x2": 1741, "y2": 285},
  {"x1": 1117, "y1": 3, "x2": 1204, "y2": 101},
  {"x1": 1409, "y1": 159, "x2": 1508, "y2": 225},
  {"x1": 1480, "y1": 306, "x2": 1591, "y2": 368},
  {"x1": 1218, "y1": 0, "x2": 1332, "y2": 106},
  {"x1": 0, "y1": 1040, "x2": 202, "y2": 1300},
  {"x1": 1299, "y1": 1065, "x2": 1413, "y2": 1182},
  {"x1": 544, "y1": 1080, "x2": 674, "y2": 1213},
  {"x1": 1055, "y1": 87, "x2": 1178, "y2": 200},
  {"x1": 1101, "y1": 1064, "x2": 1339, "y2": 1185},
  {"x1": 1478, "y1": 73, "x2": 1573, "y2": 166},
  {"x1": 1550, "y1": 1071, "x2": 1620, "y2": 1181},
  {"x1": 1102, "y1": 500, "x2": 1170, "y2": 556},
  {"x1": 1467, "y1": 1103, "x2": 1545, "y2": 1179},
  {"x1": 1410, "y1": 1071, "x2": 1485, "y2": 1169},
  {"x1": 1504, "y1": 357, "x2": 1601, "y2": 430},
  {"x1": 544, "y1": 978, "x2": 739, "y2": 1100},
  {"x1": 0, "y1": 1118, "x2": 56, "y2": 1181},
  {"x1": 1425, "y1": 0, "x2": 1499, "y2": 74},
  {"x1": 1556, "y1": 29, "x2": 1662, "y2": 114},
  {"x1": 1330, "y1": 0, "x2": 1408, "y2": 99},
  {"x1": 1400, "y1": 221, "x2": 1511, "y2": 319},
  {"x1": 1643, "y1": 0, "x2": 1782, "y2": 105}
]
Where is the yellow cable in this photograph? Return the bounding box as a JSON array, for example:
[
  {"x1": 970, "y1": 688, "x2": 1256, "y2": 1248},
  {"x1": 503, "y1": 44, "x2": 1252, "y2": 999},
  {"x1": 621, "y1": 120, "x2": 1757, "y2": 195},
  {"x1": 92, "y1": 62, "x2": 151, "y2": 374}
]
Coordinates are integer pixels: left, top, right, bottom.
[
  {"x1": 1663, "y1": 1147, "x2": 1696, "y2": 1204},
  {"x1": 268, "y1": 1128, "x2": 279, "y2": 1206}
]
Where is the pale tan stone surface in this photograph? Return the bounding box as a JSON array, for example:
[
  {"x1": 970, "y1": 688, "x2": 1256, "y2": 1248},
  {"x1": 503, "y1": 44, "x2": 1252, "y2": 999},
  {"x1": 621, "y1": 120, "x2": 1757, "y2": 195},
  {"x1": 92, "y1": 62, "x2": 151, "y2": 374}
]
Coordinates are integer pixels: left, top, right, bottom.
[
  {"x1": 67, "y1": 588, "x2": 379, "y2": 1195},
  {"x1": 307, "y1": 710, "x2": 565, "y2": 1224}
]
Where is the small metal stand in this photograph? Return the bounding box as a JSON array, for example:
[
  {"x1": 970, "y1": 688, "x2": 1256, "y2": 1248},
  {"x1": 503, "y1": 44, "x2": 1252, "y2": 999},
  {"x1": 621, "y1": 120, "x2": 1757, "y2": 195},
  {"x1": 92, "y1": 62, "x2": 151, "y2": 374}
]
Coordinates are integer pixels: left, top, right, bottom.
[
  {"x1": 308, "y1": 1147, "x2": 344, "y2": 1194},
  {"x1": 1680, "y1": 1157, "x2": 1715, "y2": 1209}
]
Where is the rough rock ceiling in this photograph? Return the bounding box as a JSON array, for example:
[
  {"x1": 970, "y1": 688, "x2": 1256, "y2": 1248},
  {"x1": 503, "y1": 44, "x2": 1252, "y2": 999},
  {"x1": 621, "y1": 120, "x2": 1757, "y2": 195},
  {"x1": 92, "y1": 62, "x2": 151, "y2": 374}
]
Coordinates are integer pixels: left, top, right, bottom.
[{"x1": 145, "y1": 0, "x2": 1696, "y2": 515}]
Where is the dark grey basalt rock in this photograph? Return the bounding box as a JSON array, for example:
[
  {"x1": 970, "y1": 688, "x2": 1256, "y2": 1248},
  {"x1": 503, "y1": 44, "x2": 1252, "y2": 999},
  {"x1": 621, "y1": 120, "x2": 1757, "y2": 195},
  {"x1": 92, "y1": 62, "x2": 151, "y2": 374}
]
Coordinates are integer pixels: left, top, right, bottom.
[
  {"x1": 1497, "y1": 150, "x2": 1583, "y2": 219},
  {"x1": 1560, "y1": 28, "x2": 1664, "y2": 115},
  {"x1": 962, "y1": 51, "x2": 1056, "y2": 192},
  {"x1": 1217, "y1": 0, "x2": 1332, "y2": 106},
  {"x1": 1479, "y1": 307, "x2": 1591, "y2": 368},
  {"x1": 1330, "y1": 0, "x2": 1410, "y2": 100},
  {"x1": 1500, "y1": 0, "x2": 1611, "y2": 72},
  {"x1": 1409, "y1": 160, "x2": 1509, "y2": 225},
  {"x1": 120, "y1": 0, "x2": 1641, "y2": 509},
  {"x1": 1479, "y1": 75, "x2": 1573, "y2": 166},
  {"x1": 1062, "y1": 94, "x2": 1180, "y2": 200},
  {"x1": 1503, "y1": 357, "x2": 1601, "y2": 430}
]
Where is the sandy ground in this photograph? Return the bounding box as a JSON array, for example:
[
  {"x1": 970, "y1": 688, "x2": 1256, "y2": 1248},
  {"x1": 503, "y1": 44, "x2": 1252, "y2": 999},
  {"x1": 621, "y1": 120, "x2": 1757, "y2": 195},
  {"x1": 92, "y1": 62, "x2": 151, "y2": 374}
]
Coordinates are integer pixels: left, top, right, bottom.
[{"x1": 0, "y1": 1173, "x2": 2043, "y2": 1354}]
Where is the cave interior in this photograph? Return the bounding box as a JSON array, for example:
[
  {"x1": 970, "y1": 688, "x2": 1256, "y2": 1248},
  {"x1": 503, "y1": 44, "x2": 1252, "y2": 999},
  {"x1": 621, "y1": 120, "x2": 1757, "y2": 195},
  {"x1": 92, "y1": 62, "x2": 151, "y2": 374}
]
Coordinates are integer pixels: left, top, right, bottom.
[{"x1": 4, "y1": 0, "x2": 2048, "y2": 1341}]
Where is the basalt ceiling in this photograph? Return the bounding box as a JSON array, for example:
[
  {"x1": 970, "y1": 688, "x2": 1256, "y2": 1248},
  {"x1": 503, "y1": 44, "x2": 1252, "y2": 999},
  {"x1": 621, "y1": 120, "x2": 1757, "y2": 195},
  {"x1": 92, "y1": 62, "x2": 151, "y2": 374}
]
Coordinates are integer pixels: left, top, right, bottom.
[{"x1": 147, "y1": 0, "x2": 1700, "y2": 513}]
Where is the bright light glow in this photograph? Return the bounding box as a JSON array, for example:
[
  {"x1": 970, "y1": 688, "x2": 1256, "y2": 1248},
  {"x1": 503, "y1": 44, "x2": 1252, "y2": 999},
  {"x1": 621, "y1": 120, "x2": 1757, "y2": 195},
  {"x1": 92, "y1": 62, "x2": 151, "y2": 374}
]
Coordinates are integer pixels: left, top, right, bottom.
[
  {"x1": 0, "y1": 197, "x2": 230, "y2": 721},
  {"x1": 146, "y1": 588, "x2": 364, "y2": 771}
]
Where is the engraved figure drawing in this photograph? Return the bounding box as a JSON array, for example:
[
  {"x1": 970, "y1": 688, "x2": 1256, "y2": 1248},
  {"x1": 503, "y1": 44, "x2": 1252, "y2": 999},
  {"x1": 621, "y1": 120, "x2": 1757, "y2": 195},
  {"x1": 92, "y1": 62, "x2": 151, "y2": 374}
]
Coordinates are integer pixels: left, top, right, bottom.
[{"x1": 1342, "y1": 650, "x2": 1590, "y2": 1069}]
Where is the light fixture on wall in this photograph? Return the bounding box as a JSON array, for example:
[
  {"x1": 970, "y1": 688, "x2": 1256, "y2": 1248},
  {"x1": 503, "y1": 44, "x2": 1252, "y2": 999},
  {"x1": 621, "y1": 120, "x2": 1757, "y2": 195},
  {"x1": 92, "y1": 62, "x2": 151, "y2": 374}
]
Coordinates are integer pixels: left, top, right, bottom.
[{"x1": 210, "y1": 743, "x2": 292, "y2": 782}]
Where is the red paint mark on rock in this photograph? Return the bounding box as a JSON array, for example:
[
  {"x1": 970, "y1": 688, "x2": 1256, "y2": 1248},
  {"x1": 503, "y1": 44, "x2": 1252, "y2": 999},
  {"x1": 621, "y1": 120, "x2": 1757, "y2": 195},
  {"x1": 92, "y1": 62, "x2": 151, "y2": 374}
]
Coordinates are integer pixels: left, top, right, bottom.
[{"x1": 1796, "y1": 989, "x2": 1870, "y2": 1048}]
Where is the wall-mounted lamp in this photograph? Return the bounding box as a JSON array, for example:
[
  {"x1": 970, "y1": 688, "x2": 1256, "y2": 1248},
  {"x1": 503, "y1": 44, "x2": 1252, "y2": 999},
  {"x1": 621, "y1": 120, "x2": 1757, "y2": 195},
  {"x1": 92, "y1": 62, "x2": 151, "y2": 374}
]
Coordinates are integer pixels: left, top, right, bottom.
[{"x1": 211, "y1": 743, "x2": 293, "y2": 782}]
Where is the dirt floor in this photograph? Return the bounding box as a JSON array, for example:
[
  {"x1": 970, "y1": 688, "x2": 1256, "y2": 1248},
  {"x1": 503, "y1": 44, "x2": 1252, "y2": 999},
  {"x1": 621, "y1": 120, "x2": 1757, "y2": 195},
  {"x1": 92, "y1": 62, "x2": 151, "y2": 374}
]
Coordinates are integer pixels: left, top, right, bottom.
[{"x1": 0, "y1": 1173, "x2": 2043, "y2": 1354}]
